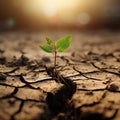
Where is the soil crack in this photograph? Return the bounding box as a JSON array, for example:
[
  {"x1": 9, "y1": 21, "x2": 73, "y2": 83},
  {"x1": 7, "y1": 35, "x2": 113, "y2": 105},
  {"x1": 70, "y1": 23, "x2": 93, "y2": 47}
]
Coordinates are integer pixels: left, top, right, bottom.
[{"x1": 45, "y1": 66, "x2": 77, "y2": 115}]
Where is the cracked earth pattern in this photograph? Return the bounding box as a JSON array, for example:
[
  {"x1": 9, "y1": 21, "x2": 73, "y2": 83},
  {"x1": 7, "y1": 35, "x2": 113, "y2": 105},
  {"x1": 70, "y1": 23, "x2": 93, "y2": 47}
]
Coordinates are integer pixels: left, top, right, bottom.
[{"x1": 0, "y1": 30, "x2": 120, "y2": 120}]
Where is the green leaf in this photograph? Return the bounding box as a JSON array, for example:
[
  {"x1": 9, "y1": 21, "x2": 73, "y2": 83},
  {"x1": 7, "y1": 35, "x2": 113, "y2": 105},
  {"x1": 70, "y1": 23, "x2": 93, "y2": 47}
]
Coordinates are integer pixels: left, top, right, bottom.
[
  {"x1": 39, "y1": 45, "x2": 53, "y2": 53},
  {"x1": 46, "y1": 37, "x2": 53, "y2": 45},
  {"x1": 56, "y1": 35, "x2": 72, "y2": 52}
]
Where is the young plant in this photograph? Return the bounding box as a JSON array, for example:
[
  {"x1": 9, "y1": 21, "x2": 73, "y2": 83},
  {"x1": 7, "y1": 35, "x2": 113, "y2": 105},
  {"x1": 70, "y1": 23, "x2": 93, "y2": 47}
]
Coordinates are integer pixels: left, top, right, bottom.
[{"x1": 39, "y1": 35, "x2": 72, "y2": 69}]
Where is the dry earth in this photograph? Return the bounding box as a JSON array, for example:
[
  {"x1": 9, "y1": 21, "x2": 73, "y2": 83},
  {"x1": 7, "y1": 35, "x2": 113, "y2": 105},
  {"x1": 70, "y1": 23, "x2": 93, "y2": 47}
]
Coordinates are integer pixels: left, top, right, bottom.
[{"x1": 0, "y1": 30, "x2": 120, "y2": 120}]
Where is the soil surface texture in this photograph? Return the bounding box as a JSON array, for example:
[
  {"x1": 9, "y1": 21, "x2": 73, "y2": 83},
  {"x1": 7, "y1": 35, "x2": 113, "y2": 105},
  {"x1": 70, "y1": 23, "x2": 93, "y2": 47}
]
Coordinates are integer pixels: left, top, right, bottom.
[{"x1": 0, "y1": 30, "x2": 120, "y2": 120}]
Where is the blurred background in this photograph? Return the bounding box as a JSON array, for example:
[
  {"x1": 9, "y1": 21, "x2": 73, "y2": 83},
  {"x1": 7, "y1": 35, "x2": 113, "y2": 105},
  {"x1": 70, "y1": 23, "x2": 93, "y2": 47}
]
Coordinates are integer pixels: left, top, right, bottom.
[{"x1": 0, "y1": 0, "x2": 120, "y2": 30}]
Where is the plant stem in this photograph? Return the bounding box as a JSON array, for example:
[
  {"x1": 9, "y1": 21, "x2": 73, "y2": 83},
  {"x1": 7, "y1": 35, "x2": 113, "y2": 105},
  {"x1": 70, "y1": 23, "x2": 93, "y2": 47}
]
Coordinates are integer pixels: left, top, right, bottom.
[
  {"x1": 54, "y1": 49, "x2": 57, "y2": 69},
  {"x1": 53, "y1": 42, "x2": 57, "y2": 70}
]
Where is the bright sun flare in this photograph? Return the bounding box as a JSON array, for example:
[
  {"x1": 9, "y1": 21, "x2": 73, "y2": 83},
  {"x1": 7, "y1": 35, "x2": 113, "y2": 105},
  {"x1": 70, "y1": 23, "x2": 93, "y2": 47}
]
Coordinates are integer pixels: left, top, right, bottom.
[
  {"x1": 41, "y1": 0, "x2": 77, "y2": 17},
  {"x1": 22, "y1": 0, "x2": 92, "y2": 25},
  {"x1": 24, "y1": 0, "x2": 77, "y2": 17}
]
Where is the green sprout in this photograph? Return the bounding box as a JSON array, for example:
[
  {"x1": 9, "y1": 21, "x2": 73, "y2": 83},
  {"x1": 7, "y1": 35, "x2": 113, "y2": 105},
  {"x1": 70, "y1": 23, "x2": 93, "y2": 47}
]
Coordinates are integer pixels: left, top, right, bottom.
[{"x1": 39, "y1": 35, "x2": 72, "y2": 69}]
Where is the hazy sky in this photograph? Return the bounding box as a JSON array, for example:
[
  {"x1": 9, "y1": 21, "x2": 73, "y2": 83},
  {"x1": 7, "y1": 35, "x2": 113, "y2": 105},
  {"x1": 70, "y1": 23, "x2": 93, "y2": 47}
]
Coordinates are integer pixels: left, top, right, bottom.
[{"x1": 0, "y1": 0, "x2": 120, "y2": 29}]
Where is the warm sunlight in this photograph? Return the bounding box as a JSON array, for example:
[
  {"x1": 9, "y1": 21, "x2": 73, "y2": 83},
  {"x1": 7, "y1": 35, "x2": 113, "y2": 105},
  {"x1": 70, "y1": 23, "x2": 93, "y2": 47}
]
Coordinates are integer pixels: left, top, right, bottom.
[
  {"x1": 21, "y1": 0, "x2": 79, "y2": 26},
  {"x1": 21, "y1": 0, "x2": 100, "y2": 25},
  {"x1": 41, "y1": 0, "x2": 77, "y2": 17},
  {"x1": 23, "y1": 0, "x2": 78, "y2": 18},
  {"x1": 1, "y1": 0, "x2": 119, "y2": 29}
]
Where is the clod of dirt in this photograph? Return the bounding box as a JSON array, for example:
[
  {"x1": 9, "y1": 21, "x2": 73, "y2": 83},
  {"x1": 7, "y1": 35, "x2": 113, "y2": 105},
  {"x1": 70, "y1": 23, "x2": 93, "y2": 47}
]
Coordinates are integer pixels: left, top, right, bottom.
[
  {"x1": 42, "y1": 57, "x2": 51, "y2": 63},
  {"x1": 7, "y1": 55, "x2": 29, "y2": 67},
  {"x1": 0, "y1": 73, "x2": 7, "y2": 81},
  {"x1": 108, "y1": 83, "x2": 119, "y2": 92},
  {"x1": 0, "y1": 49, "x2": 4, "y2": 54},
  {"x1": 0, "y1": 57, "x2": 6, "y2": 64},
  {"x1": 27, "y1": 60, "x2": 39, "y2": 70},
  {"x1": 87, "y1": 51, "x2": 98, "y2": 55},
  {"x1": 71, "y1": 52, "x2": 75, "y2": 57},
  {"x1": 15, "y1": 55, "x2": 29, "y2": 66}
]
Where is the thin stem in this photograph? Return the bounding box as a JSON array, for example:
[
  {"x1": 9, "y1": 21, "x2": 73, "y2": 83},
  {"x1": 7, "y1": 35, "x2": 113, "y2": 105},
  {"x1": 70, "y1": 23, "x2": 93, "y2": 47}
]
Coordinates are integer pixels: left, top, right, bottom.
[
  {"x1": 53, "y1": 42, "x2": 57, "y2": 69},
  {"x1": 54, "y1": 49, "x2": 57, "y2": 69}
]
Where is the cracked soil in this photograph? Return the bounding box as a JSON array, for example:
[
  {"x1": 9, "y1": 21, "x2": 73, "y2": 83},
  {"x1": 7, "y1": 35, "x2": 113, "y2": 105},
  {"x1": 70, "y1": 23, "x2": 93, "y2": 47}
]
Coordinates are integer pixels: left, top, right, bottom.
[{"x1": 0, "y1": 30, "x2": 120, "y2": 120}]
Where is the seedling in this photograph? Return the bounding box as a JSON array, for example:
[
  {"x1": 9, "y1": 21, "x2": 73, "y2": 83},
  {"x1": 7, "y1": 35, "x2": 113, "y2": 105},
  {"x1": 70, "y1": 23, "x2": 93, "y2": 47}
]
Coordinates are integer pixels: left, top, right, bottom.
[{"x1": 39, "y1": 35, "x2": 72, "y2": 69}]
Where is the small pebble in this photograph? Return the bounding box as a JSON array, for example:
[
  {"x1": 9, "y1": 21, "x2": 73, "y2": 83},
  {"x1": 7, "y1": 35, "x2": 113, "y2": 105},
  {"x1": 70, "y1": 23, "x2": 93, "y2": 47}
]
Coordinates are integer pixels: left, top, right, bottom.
[
  {"x1": 42, "y1": 57, "x2": 51, "y2": 63},
  {"x1": 108, "y1": 83, "x2": 119, "y2": 92}
]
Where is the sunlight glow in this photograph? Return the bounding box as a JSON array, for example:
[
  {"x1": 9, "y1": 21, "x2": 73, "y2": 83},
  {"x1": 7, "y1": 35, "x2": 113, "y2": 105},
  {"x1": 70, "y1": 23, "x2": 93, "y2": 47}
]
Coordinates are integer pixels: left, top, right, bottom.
[
  {"x1": 41, "y1": 0, "x2": 77, "y2": 17},
  {"x1": 21, "y1": 0, "x2": 96, "y2": 26},
  {"x1": 23, "y1": 0, "x2": 77, "y2": 17},
  {"x1": 42, "y1": 1, "x2": 57, "y2": 17}
]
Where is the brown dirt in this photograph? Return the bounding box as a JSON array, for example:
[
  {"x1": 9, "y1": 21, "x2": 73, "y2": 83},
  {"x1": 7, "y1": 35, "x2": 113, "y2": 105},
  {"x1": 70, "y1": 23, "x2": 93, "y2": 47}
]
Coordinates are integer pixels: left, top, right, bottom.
[{"x1": 0, "y1": 30, "x2": 120, "y2": 120}]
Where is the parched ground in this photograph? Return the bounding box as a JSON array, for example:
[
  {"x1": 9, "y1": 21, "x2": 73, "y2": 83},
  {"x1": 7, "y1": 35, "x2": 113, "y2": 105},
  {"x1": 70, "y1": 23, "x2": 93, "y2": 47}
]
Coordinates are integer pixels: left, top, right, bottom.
[{"x1": 0, "y1": 30, "x2": 120, "y2": 120}]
